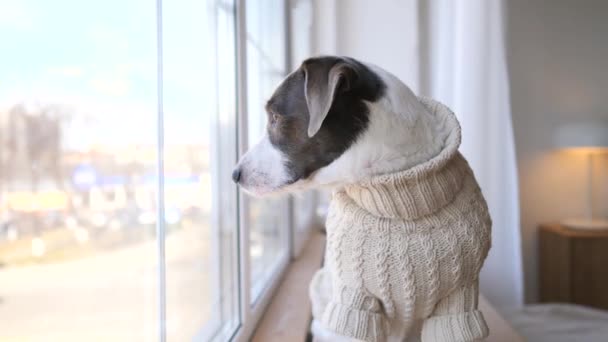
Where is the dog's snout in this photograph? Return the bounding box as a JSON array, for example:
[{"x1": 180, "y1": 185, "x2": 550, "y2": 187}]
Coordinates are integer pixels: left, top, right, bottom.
[{"x1": 231, "y1": 167, "x2": 241, "y2": 184}]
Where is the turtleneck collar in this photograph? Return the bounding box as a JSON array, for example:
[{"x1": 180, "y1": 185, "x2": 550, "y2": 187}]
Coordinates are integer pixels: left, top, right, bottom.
[{"x1": 341, "y1": 97, "x2": 470, "y2": 220}]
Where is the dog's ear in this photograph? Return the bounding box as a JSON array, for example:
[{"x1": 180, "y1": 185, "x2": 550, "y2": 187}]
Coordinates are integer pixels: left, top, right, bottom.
[{"x1": 303, "y1": 59, "x2": 358, "y2": 138}]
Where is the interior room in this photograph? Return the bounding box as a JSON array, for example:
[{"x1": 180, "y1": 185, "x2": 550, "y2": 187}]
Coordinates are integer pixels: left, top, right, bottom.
[{"x1": 0, "y1": 0, "x2": 607, "y2": 341}]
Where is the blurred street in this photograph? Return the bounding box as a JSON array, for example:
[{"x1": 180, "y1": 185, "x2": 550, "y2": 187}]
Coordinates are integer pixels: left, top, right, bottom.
[{"x1": 0, "y1": 225, "x2": 213, "y2": 342}]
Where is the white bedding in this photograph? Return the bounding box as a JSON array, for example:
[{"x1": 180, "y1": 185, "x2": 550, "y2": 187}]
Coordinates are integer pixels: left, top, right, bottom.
[{"x1": 507, "y1": 303, "x2": 608, "y2": 342}]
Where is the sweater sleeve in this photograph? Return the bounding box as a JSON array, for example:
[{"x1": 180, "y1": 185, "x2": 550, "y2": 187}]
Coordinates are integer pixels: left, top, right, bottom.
[
  {"x1": 321, "y1": 285, "x2": 387, "y2": 342},
  {"x1": 421, "y1": 280, "x2": 489, "y2": 342}
]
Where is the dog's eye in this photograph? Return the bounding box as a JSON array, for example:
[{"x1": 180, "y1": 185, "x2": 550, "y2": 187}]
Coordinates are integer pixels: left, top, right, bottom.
[{"x1": 270, "y1": 113, "x2": 280, "y2": 125}]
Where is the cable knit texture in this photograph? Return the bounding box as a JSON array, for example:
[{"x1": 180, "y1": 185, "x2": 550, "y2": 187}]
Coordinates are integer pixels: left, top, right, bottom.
[{"x1": 309, "y1": 97, "x2": 492, "y2": 342}]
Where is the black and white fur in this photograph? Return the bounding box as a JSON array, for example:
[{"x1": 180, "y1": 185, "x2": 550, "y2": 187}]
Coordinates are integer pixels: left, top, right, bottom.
[
  {"x1": 233, "y1": 56, "x2": 447, "y2": 341},
  {"x1": 233, "y1": 56, "x2": 445, "y2": 194}
]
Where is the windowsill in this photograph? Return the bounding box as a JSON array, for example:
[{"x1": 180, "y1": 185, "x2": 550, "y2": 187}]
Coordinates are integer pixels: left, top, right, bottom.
[
  {"x1": 250, "y1": 230, "x2": 325, "y2": 342},
  {"x1": 479, "y1": 296, "x2": 525, "y2": 342},
  {"x1": 251, "y1": 230, "x2": 523, "y2": 342}
]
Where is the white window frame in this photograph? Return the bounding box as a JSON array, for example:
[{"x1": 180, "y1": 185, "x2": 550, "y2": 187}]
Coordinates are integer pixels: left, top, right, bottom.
[
  {"x1": 231, "y1": 0, "x2": 292, "y2": 340},
  {"x1": 206, "y1": 1, "x2": 242, "y2": 341}
]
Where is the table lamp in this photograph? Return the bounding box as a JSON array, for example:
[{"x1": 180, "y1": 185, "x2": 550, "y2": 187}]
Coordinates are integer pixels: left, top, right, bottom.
[{"x1": 554, "y1": 122, "x2": 608, "y2": 230}]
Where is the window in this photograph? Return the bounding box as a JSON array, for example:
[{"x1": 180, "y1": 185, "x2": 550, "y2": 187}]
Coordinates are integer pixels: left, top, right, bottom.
[
  {"x1": 245, "y1": 0, "x2": 290, "y2": 303},
  {"x1": 163, "y1": 0, "x2": 239, "y2": 340},
  {"x1": 0, "y1": 1, "x2": 159, "y2": 339},
  {"x1": 0, "y1": 0, "x2": 239, "y2": 340},
  {"x1": 0, "y1": 1, "x2": 314, "y2": 341}
]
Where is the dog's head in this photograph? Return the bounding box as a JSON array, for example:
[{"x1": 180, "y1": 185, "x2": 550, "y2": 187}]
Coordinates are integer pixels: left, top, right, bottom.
[{"x1": 233, "y1": 56, "x2": 440, "y2": 196}]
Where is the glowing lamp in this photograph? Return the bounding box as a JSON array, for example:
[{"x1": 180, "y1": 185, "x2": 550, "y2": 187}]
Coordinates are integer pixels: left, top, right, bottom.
[{"x1": 554, "y1": 122, "x2": 608, "y2": 230}]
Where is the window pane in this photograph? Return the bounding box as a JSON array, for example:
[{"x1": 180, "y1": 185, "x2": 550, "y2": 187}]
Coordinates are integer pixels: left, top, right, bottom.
[
  {"x1": 162, "y1": 0, "x2": 239, "y2": 340},
  {"x1": 246, "y1": 0, "x2": 289, "y2": 302},
  {"x1": 0, "y1": 1, "x2": 157, "y2": 340}
]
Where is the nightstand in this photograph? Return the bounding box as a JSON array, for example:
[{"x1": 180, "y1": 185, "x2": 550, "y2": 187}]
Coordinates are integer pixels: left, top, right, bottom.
[{"x1": 539, "y1": 223, "x2": 608, "y2": 310}]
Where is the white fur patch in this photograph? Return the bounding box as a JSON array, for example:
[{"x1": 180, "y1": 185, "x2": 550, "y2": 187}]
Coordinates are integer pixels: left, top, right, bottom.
[
  {"x1": 235, "y1": 134, "x2": 291, "y2": 196},
  {"x1": 236, "y1": 61, "x2": 447, "y2": 196},
  {"x1": 309, "y1": 63, "x2": 445, "y2": 188}
]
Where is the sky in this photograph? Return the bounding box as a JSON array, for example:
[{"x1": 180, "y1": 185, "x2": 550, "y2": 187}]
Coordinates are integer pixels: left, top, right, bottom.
[{"x1": 0, "y1": 0, "x2": 221, "y2": 147}]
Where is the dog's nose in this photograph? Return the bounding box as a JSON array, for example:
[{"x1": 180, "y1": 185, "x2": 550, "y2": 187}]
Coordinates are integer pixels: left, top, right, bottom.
[{"x1": 231, "y1": 168, "x2": 241, "y2": 183}]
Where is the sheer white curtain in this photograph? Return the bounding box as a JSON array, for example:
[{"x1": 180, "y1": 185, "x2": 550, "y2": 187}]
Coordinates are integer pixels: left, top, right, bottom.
[{"x1": 422, "y1": 0, "x2": 524, "y2": 311}]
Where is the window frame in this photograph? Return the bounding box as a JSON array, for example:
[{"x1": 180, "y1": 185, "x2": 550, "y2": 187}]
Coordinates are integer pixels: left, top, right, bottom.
[
  {"x1": 230, "y1": 1, "x2": 293, "y2": 340},
  {"x1": 206, "y1": 1, "x2": 242, "y2": 340},
  {"x1": 159, "y1": 1, "x2": 298, "y2": 340}
]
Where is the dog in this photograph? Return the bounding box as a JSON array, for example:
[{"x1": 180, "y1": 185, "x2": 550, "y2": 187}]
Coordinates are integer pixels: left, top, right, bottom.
[
  {"x1": 233, "y1": 56, "x2": 490, "y2": 342},
  {"x1": 232, "y1": 56, "x2": 442, "y2": 196}
]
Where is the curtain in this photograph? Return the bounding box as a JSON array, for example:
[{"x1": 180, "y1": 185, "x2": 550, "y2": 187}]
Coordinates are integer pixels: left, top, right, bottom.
[{"x1": 422, "y1": 0, "x2": 524, "y2": 311}]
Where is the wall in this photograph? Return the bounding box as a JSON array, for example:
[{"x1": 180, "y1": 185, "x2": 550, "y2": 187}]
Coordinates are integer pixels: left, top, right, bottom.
[
  {"x1": 311, "y1": 0, "x2": 420, "y2": 92},
  {"x1": 507, "y1": 0, "x2": 608, "y2": 303}
]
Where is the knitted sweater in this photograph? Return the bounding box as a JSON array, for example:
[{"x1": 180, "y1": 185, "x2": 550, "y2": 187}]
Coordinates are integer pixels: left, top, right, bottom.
[{"x1": 309, "y1": 98, "x2": 492, "y2": 342}]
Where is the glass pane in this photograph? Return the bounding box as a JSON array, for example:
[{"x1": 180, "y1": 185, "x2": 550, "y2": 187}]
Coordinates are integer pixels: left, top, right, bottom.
[
  {"x1": 246, "y1": 0, "x2": 289, "y2": 302},
  {"x1": 0, "y1": 1, "x2": 157, "y2": 340},
  {"x1": 162, "y1": 0, "x2": 239, "y2": 340}
]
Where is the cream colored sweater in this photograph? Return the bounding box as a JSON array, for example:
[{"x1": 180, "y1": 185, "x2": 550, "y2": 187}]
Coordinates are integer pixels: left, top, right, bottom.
[{"x1": 309, "y1": 98, "x2": 492, "y2": 342}]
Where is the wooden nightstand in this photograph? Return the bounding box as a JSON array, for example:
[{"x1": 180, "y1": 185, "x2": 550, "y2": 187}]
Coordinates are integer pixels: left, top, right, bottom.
[{"x1": 539, "y1": 223, "x2": 608, "y2": 310}]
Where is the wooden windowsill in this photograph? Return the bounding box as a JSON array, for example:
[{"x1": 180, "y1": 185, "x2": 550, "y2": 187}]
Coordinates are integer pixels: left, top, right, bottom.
[
  {"x1": 251, "y1": 230, "x2": 325, "y2": 342},
  {"x1": 251, "y1": 231, "x2": 523, "y2": 342}
]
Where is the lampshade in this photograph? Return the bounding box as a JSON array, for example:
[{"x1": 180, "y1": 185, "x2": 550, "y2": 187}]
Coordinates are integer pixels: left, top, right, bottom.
[
  {"x1": 553, "y1": 121, "x2": 608, "y2": 231},
  {"x1": 554, "y1": 121, "x2": 608, "y2": 150}
]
